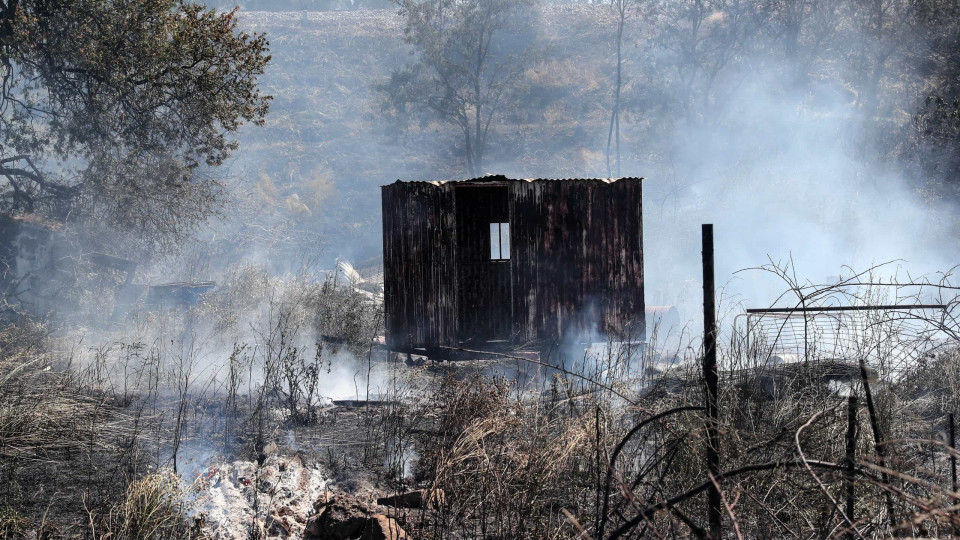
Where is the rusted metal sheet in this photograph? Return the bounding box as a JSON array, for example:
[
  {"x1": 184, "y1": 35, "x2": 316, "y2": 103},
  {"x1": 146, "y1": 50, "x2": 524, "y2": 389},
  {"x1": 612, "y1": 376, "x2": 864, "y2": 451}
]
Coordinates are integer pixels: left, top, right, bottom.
[{"x1": 382, "y1": 176, "x2": 644, "y2": 351}]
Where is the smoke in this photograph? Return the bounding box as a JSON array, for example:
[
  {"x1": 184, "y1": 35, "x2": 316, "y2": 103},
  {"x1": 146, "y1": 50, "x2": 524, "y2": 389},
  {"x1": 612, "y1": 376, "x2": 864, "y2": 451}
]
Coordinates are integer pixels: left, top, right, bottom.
[
  {"x1": 67, "y1": 264, "x2": 384, "y2": 413},
  {"x1": 77, "y1": 5, "x2": 959, "y2": 353},
  {"x1": 639, "y1": 61, "x2": 959, "y2": 327},
  {"x1": 319, "y1": 348, "x2": 388, "y2": 402}
]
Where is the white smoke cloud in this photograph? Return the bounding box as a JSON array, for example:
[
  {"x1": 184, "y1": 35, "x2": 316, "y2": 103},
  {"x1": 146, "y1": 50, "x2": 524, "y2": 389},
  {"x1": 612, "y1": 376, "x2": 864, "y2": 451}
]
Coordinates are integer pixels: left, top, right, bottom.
[{"x1": 639, "y1": 61, "x2": 959, "y2": 326}]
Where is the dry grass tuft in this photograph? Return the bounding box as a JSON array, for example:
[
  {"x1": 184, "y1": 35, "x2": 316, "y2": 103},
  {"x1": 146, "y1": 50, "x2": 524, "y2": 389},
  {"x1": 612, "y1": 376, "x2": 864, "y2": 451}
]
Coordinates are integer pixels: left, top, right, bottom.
[{"x1": 92, "y1": 468, "x2": 195, "y2": 540}]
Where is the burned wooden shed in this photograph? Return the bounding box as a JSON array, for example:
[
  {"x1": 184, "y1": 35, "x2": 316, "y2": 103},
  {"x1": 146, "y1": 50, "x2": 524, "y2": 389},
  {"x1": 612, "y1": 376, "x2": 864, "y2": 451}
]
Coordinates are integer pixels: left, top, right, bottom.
[{"x1": 382, "y1": 175, "x2": 644, "y2": 353}]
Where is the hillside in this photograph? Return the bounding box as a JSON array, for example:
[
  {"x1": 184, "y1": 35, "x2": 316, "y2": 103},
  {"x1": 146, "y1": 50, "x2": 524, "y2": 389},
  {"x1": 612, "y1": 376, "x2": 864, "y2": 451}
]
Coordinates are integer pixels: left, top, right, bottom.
[
  {"x1": 218, "y1": 3, "x2": 959, "y2": 314},
  {"x1": 222, "y1": 5, "x2": 627, "y2": 268}
]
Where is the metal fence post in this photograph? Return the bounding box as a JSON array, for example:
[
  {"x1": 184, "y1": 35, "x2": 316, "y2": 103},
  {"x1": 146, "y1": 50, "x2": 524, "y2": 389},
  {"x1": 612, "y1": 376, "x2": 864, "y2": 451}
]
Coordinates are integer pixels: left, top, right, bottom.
[
  {"x1": 702, "y1": 224, "x2": 722, "y2": 540},
  {"x1": 845, "y1": 395, "x2": 858, "y2": 540}
]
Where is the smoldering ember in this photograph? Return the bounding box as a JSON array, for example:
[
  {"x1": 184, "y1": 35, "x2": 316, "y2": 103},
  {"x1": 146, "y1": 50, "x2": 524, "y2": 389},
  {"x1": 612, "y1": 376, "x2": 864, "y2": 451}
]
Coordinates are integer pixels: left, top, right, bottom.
[{"x1": 6, "y1": 2, "x2": 960, "y2": 540}]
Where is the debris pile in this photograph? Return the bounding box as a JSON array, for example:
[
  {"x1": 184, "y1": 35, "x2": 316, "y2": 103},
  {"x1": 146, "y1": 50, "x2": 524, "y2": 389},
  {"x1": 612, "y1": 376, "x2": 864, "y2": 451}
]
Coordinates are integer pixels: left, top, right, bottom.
[
  {"x1": 306, "y1": 492, "x2": 411, "y2": 540},
  {"x1": 192, "y1": 455, "x2": 325, "y2": 539},
  {"x1": 191, "y1": 452, "x2": 428, "y2": 539}
]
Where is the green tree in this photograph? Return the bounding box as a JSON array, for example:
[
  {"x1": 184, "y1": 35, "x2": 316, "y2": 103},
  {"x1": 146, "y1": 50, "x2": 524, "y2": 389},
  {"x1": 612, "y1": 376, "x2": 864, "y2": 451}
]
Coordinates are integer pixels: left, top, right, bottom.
[
  {"x1": 0, "y1": 0, "x2": 271, "y2": 248},
  {"x1": 380, "y1": 0, "x2": 538, "y2": 177}
]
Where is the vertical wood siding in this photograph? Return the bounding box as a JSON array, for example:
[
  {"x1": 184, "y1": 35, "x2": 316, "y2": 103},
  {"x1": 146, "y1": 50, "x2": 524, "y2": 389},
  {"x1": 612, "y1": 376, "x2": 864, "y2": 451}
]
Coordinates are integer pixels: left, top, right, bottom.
[
  {"x1": 382, "y1": 177, "x2": 644, "y2": 350},
  {"x1": 511, "y1": 179, "x2": 644, "y2": 343},
  {"x1": 382, "y1": 182, "x2": 456, "y2": 349}
]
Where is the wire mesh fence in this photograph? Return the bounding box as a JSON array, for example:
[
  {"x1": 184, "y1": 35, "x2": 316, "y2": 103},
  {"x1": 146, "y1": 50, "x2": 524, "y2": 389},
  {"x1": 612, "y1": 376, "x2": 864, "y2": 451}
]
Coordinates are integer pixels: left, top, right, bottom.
[{"x1": 739, "y1": 305, "x2": 952, "y2": 380}]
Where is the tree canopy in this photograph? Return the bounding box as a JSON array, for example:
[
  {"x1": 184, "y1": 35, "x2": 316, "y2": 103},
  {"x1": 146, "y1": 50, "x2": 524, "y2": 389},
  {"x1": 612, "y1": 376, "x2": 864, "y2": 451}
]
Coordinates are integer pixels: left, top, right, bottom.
[
  {"x1": 379, "y1": 0, "x2": 538, "y2": 177},
  {"x1": 0, "y1": 0, "x2": 271, "y2": 248}
]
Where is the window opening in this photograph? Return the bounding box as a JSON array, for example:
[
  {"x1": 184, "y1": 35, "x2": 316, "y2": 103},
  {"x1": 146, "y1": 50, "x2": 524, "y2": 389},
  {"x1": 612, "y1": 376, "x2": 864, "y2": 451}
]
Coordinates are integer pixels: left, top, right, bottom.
[{"x1": 490, "y1": 222, "x2": 510, "y2": 260}]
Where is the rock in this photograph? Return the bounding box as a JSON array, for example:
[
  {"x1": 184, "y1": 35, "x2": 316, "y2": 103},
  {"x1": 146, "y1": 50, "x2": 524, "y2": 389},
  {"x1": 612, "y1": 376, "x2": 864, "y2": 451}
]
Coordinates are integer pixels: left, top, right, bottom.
[
  {"x1": 266, "y1": 512, "x2": 297, "y2": 538},
  {"x1": 313, "y1": 491, "x2": 334, "y2": 512},
  {"x1": 304, "y1": 513, "x2": 324, "y2": 538},
  {"x1": 304, "y1": 493, "x2": 376, "y2": 540},
  {"x1": 194, "y1": 458, "x2": 323, "y2": 540},
  {"x1": 377, "y1": 489, "x2": 446, "y2": 510},
  {"x1": 361, "y1": 515, "x2": 409, "y2": 540}
]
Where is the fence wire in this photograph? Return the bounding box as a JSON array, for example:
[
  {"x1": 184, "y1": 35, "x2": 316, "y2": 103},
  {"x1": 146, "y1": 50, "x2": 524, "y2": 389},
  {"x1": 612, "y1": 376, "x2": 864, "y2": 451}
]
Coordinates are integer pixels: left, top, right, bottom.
[{"x1": 742, "y1": 307, "x2": 951, "y2": 379}]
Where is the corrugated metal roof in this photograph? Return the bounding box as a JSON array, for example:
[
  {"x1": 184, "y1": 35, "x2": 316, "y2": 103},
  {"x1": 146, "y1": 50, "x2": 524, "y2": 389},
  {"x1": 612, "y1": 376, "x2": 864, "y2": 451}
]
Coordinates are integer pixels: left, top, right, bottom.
[{"x1": 385, "y1": 174, "x2": 644, "y2": 187}]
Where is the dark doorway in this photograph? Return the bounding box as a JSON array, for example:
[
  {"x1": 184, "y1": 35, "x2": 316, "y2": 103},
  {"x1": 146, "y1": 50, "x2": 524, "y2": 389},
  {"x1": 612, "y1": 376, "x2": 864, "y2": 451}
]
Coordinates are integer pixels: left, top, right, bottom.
[{"x1": 455, "y1": 186, "x2": 512, "y2": 343}]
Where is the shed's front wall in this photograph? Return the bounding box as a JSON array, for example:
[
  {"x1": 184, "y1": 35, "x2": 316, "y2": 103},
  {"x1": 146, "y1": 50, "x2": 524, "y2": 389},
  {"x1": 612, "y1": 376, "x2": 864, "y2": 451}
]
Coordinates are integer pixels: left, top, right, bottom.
[{"x1": 382, "y1": 178, "x2": 644, "y2": 351}]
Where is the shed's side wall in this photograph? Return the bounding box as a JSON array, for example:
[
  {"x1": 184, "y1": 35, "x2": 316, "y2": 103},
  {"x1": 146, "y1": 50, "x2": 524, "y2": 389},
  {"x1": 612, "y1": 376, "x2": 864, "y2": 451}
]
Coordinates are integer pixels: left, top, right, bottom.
[
  {"x1": 382, "y1": 183, "x2": 456, "y2": 349},
  {"x1": 511, "y1": 180, "x2": 644, "y2": 343}
]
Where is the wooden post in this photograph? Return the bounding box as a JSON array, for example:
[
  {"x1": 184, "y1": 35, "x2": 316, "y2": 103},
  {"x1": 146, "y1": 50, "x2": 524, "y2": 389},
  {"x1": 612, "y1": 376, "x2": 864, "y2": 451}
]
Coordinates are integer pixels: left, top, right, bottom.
[
  {"x1": 858, "y1": 356, "x2": 896, "y2": 533},
  {"x1": 950, "y1": 413, "x2": 957, "y2": 494},
  {"x1": 845, "y1": 395, "x2": 858, "y2": 540},
  {"x1": 950, "y1": 413, "x2": 958, "y2": 537},
  {"x1": 702, "y1": 224, "x2": 722, "y2": 540}
]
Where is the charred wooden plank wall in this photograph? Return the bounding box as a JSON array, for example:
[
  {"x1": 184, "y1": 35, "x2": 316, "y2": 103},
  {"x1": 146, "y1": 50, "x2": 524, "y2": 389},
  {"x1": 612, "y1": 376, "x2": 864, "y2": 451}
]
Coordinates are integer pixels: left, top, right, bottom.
[
  {"x1": 382, "y1": 182, "x2": 456, "y2": 349},
  {"x1": 455, "y1": 186, "x2": 512, "y2": 343},
  {"x1": 511, "y1": 179, "x2": 644, "y2": 343},
  {"x1": 382, "y1": 176, "x2": 644, "y2": 351}
]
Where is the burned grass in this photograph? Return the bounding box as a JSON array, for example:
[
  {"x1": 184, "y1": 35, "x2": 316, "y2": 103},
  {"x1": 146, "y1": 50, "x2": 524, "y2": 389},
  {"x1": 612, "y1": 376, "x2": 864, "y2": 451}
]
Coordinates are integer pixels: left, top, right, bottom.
[{"x1": 5, "y1": 267, "x2": 960, "y2": 539}]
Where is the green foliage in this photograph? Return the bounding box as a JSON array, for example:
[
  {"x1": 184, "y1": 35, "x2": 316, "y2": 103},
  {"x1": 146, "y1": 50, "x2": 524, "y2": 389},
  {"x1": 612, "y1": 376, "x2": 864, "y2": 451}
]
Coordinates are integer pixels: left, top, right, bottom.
[
  {"x1": 905, "y1": 0, "x2": 960, "y2": 196},
  {"x1": 0, "y1": 0, "x2": 272, "y2": 248},
  {"x1": 914, "y1": 96, "x2": 960, "y2": 191}
]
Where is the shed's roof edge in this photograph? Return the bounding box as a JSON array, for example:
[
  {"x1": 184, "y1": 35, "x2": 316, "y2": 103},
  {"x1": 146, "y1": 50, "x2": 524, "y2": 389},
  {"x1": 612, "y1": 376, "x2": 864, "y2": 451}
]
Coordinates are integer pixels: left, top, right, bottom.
[{"x1": 382, "y1": 174, "x2": 644, "y2": 188}]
